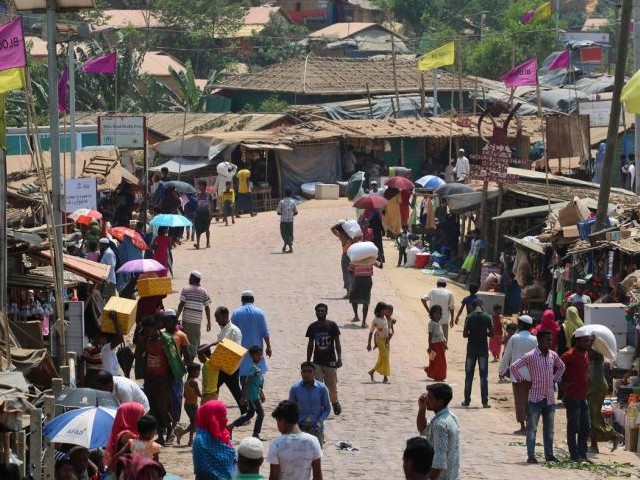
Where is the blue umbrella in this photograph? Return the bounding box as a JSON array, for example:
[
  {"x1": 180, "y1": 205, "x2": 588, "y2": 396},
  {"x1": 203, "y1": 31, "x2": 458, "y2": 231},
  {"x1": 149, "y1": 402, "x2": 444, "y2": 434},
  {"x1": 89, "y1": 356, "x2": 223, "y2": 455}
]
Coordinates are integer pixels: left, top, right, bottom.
[
  {"x1": 149, "y1": 214, "x2": 193, "y2": 228},
  {"x1": 44, "y1": 406, "x2": 117, "y2": 449},
  {"x1": 415, "y1": 175, "x2": 446, "y2": 190}
]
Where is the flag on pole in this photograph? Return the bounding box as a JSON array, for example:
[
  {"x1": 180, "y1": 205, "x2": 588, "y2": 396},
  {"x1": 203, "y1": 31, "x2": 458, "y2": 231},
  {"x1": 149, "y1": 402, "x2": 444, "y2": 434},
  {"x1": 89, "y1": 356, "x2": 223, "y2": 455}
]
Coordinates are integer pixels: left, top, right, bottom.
[
  {"x1": 621, "y1": 69, "x2": 640, "y2": 114},
  {"x1": 547, "y1": 50, "x2": 570, "y2": 70},
  {"x1": 501, "y1": 58, "x2": 538, "y2": 88},
  {"x1": 0, "y1": 18, "x2": 27, "y2": 94},
  {"x1": 417, "y1": 42, "x2": 455, "y2": 71},
  {"x1": 522, "y1": 2, "x2": 552, "y2": 24},
  {"x1": 81, "y1": 52, "x2": 117, "y2": 74},
  {"x1": 58, "y1": 66, "x2": 69, "y2": 114}
]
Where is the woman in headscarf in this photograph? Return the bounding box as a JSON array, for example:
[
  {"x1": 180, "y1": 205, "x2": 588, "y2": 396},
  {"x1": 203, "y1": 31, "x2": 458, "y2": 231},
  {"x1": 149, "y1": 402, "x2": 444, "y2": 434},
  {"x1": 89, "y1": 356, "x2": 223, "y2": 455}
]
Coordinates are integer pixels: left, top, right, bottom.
[
  {"x1": 104, "y1": 402, "x2": 146, "y2": 472},
  {"x1": 192, "y1": 400, "x2": 236, "y2": 480},
  {"x1": 382, "y1": 187, "x2": 402, "y2": 236},
  {"x1": 531, "y1": 309, "x2": 560, "y2": 351},
  {"x1": 557, "y1": 306, "x2": 583, "y2": 355},
  {"x1": 593, "y1": 143, "x2": 605, "y2": 184}
]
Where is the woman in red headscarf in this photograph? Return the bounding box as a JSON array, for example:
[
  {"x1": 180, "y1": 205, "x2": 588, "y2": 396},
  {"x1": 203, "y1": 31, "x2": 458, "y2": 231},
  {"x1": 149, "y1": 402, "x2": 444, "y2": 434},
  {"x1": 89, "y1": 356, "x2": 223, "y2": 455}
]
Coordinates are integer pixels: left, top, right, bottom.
[
  {"x1": 104, "y1": 402, "x2": 146, "y2": 472},
  {"x1": 192, "y1": 400, "x2": 236, "y2": 480},
  {"x1": 531, "y1": 309, "x2": 561, "y2": 351}
]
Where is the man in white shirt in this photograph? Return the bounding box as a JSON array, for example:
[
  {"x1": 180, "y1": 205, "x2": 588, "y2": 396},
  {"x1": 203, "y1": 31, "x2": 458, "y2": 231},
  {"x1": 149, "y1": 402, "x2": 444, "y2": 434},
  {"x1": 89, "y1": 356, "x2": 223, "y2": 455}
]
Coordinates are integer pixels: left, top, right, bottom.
[
  {"x1": 498, "y1": 315, "x2": 538, "y2": 435},
  {"x1": 421, "y1": 278, "x2": 455, "y2": 340},
  {"x1": 95, "y1": 370, "x2": 150, "y2": 412},
  {"x1": 267, "y1": 400, "x2": 322, "y2": 480},
  {"x1": 563, "y1": 279, "x2": 591, "y2": 318},
  {"x1": 453, "y1": 148, "x2": 470, "y2": 183}
]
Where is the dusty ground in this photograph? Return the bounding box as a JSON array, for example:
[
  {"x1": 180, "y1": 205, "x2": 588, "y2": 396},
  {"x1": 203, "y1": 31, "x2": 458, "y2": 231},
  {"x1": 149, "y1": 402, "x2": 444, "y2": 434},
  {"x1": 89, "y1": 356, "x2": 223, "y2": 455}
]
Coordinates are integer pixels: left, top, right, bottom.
[{"x1": 155, "y1": 198, "x2": 639, "y2": 479}]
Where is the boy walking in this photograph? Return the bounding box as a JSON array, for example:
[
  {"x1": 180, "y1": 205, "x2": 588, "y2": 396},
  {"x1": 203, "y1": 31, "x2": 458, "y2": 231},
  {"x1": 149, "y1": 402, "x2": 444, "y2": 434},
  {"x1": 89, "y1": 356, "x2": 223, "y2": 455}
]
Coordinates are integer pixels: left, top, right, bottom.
[
  {"x1": 396, "y1": 224, "x2": 410, "y2": 267},
  {"x1": 221, "y1": 181, "x2": 236, "y2": 226},
  {"x1": 228, "y1": 346, "x2": 266, "y2": 440}
]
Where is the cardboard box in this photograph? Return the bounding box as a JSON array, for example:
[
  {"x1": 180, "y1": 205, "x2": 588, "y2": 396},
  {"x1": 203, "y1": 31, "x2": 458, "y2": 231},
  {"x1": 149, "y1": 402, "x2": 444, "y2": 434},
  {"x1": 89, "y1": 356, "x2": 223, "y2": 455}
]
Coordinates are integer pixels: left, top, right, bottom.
[
  {"x1": 315, "y1": 184, "x2": 339, "y2": 200},
  {"x1": 137, "y1": 277, "x2": 172, "y2": 297},
  {"x1": 563, "y1": 226, "x2": 580, "y2": 238},
  {"x1": 606, "y1": 229, "x2": 632, "y2": 241},
  {"x1": 101, "y1": 297, "x2": 138, "y2": 335},
  {"x1": 557, "y1": 198, "x2": 591, "y2": 227},
  {"x1": 210, "y1": 338, "x2": 247, "y2": 375}
]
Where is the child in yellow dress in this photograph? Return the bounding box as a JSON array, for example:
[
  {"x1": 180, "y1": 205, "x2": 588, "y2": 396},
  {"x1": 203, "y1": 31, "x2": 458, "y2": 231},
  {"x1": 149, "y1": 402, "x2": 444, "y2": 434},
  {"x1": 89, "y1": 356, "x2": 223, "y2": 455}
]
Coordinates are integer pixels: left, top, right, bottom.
[{"x1": 197, "y1": 345, "x2": 219, "y2": 403}]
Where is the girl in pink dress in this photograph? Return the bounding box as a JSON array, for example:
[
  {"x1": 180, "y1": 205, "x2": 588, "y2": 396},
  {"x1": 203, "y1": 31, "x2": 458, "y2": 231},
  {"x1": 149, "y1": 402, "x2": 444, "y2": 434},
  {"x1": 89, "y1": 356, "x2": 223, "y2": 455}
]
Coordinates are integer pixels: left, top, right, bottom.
[{"x1": 152, "y1": 227, "x2": 172, "y2": 276}]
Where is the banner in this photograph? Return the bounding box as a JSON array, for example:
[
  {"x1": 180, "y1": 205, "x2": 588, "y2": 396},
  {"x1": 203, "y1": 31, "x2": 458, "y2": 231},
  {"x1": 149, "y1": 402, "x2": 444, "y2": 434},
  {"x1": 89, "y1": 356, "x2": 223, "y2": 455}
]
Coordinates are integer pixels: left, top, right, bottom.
[
  {"x1": 621, "y1": 69, "x2": 640, "y2": 114},
  {"x1": 501, "y1": 58, "x2": 538, "y2": 88},
  {"x1": 417, "y1": 42, "x2": 455, "y2": 71},
  {"x1": 547, "y1": 50, "x2": 570, "y2": 70},
  {"x1": 81, "y1": 52, "x2": 117, "y2": 74},
  {"x1": 0, "y1": 18, "x2": 27, "y2": 72},
  {"x1": 0, "y1": 67, "x2": 25, "y2": 94},
  {"x1": 58, "y1": 65, "x2": 69, "y2": 114},
  {"x1": 522, "y1": 2, "x2": 552, "y2": 24}
]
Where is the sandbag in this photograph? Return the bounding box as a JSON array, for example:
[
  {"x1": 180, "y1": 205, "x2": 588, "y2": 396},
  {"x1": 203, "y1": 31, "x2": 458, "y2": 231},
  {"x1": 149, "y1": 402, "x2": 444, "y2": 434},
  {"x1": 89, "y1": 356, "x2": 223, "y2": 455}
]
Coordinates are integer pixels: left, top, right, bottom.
[
  {"x1": 216, "y1": 161, "x2": 237, "y2": 178},
  {"x1": 342, "y1": 220, "x2": 362, "y2": 239},
  {"x1": 350, "y1": 256, "x2": 378, "y2": 266},
  {"x1": 575, "y1": 324, "x2": 617, "y2": 360},
  {"x1": 405, "y1": 246, "x2": 421, "y2": 268},
  {"x1": 347, "y1": 241, "x2": 378, "y2": 262}
]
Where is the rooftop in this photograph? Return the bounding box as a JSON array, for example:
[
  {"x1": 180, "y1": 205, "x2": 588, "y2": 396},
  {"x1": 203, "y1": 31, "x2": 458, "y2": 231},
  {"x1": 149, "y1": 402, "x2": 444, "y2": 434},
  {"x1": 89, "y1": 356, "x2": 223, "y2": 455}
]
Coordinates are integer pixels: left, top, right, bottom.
[
  {"x1": 308, "y1": 22, "x2": 395, "y2": 40},
  {"x1": 93, "y1": 9, "x2": 162, "y2": 31},
  {"x1": 214, "y1": 56, "x2": 474, "y2": 95}
]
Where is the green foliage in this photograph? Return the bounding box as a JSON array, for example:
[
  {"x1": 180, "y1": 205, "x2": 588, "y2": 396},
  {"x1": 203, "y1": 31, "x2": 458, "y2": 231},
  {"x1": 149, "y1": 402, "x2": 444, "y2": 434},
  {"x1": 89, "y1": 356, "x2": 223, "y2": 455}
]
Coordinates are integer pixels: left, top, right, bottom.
[
  {"x1": 242, "y1": 95, "x2": 290, "y2": 113},
  {"x1": 168, "y1": 61, "x2": 206, "y2": 112},
  {"x1": 250, "y1": 15, "x2": 308, "y2": 67}
]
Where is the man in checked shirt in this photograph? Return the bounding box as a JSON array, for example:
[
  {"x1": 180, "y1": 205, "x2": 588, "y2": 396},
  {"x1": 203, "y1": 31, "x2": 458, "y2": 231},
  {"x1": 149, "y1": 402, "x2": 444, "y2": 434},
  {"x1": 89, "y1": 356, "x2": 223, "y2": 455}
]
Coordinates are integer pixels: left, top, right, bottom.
[{"x1": 509, "y1": 330, "x2": 565, "y2": 464}]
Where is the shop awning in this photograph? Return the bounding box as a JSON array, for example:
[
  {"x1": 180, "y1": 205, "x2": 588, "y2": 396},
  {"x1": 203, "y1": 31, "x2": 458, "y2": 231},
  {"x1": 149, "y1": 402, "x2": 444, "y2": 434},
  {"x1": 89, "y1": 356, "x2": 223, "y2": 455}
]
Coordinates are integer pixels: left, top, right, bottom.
[
  {"x1": 27, "y1": 251, "x2": 110, "y2": 284},
  {"x1": 150, "y1": 157, "x2": 211, "y2": 174},
  {"x1": 504, "y1": 235, "x2": 546, "y2": 254},
  {"x1": 493, "y1": 203, "x2": 568, "y2": 221},
  {"x1": 120, "y1": 168, "x2": 140, "y2": 185}
]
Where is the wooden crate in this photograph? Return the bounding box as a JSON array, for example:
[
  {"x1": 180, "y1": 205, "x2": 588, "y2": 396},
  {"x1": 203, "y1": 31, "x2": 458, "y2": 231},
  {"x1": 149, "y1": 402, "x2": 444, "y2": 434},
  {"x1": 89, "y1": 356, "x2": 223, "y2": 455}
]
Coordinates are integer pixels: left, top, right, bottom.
[
  {"x1": 137, "y1": 277, "x2": 172, "y2": 298},
  {"x1": 101, "y1": 297, "x2": 138, "y2": 335},
  {"x1": 210, "y1": 338, "x2": 247, "y2": 375}
]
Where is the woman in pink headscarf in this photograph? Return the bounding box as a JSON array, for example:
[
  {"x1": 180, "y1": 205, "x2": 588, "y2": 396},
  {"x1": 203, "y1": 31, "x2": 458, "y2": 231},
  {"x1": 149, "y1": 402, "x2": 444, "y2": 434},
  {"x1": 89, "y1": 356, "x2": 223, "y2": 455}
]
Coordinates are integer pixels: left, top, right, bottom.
[
  {"x1": 104, "y1": 402, "x2": 146, "y2": 472},
  {"x1": 531, "y1": 309, "x2": 561, "y2": 351},
  {"x1": 192, "y1": 400, "x2": 236, "y2": 480}
]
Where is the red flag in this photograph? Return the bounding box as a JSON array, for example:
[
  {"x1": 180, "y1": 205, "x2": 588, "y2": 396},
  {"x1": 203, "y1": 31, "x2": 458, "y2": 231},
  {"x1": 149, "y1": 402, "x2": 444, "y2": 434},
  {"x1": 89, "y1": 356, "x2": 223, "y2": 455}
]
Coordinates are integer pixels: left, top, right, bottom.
[
  {"x1": 547, "y1": 50, "x2": 570, "y2": 70},
  {"x1": 58, "y1": 66, "x2": 69, "y2": 114},
  {"x1": 501, "y1": 58, "x2": 538, "y2": 88},
  {"x1": 81, "y1": 52, "x2": 116, "y2": 74}
]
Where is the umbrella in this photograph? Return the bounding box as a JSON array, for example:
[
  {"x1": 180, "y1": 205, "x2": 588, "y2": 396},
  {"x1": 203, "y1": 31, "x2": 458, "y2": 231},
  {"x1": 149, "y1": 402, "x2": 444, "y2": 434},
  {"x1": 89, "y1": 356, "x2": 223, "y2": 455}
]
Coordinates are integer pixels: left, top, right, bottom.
[
  {"x1": 163, "y1": 180, "x2": 197, "y2": 194},
  {"x1": 436, "y1": 182, "x2": 475, "y2": 196},
  {"x1": 415, "y1": 175, "x2": 446, "y2": 190},
  {"x1": 353, "y1": 194, "x2": 388, "y2": 210},
  {"x1": 149, "y1": 214, "x2": 193, "y2": 228},
  {"x1": 384, "y1": 176, "x2": 414, "y2": 191},
  {"x1": 347, "y1": 171, "x2": 365, "y2": 200},
  {"x1": 44, "y1": 406, "x2": 117, "y2": 449},
  {"x1": 107, "y1": 227, "x2": 149, "y2": 251},
  {"x1": 117, "y1": 259, "x2": 166, "y2": 274},
  {"x1": 56, "y1": 388, "x2": 120, "y2": 409},
  {"x1": 68, "y1": 209, "x2": 102, "y2": 225}
]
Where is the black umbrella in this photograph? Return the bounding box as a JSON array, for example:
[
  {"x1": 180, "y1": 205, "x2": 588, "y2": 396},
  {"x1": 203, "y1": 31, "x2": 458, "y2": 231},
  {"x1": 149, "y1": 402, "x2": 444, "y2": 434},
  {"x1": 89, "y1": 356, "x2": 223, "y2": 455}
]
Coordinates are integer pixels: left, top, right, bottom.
[
  {"x1": 163, "y1": 180, "x2": 197, "y2": 194},
  {"x1": 56, "y1": 388, "x2": 120, "y2": 410},
  {"x1": 436, "y1": 182, "x2": 475, "y2": 197}
]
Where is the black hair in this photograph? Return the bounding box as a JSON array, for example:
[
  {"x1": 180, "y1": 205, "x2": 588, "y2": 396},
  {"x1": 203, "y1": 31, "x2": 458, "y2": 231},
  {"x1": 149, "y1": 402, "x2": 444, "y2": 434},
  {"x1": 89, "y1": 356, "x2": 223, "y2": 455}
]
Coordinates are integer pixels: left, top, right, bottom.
[
  {"x1": 537, "y1": 329, "x2": 553, "y2": 341},
  {"x1": 403, "y1": 437, "x2": 434, "y2": 474},
  {"x1": 315, "y1": 303, "x2": 328, "y2": 311},
  {"x1": 373, "y1": 301, "x2": 389, "y2": 317},
  {"x1": 284, "y1": 188, "x2": 293, "y2": 197},
  {"x1": 468, "y1": 284, "x2": 479, "y2": 295},
  {"x1": 137, "y1": 415, "x2": 157, "y2": 435},
  {"x1": 198, "y1": 180, "x2": 207, "y2": 186},
  {"x1": 386, "y1": 303, "x2": 394, "y2": 312},
  {"x1": 426, "y1": 382, "x2": 453, "y2": 407},
  {"x1": 95, "y1": 370, "x2": 113, "y2": 386},
  {"x1": 215, "y1": 306, "x2": 229, "y2": 317},
  {"x1": 506, "y1": 323, "x2": 518, "y2": 332},
  {"x1": 429, "y1": 304, "x2": 442, "y2": 319},
  {"x1": 141, "y1": 316, "x2": 157, "y2": 328},
  {"x1": 187, "y1": 363, "x2": 201, "y2": 374},
  {"x1": 55, "y1": 459, "x2": 73, "y2": 473},
  {"x1": 161, "y1": 167, "x2": 169, "y2": 173},
  {"x1": 157, "y1": 226, "x2": 169, "y2": 235},
  {"x1": 238, "y1": 455, "x2": 263, "y2": 470},
  {"x1": 300, "y1": 360, "x2": 315, "y2": 370},
  {"x1": 249, "y1": 345, "x2": 263, "y2": 356},
  {"x1": 272, "y1": 400, "x2": 299, "y2": 424},
  {"x1": 493, "y1": 303, "x2": 502, "y2": 312}
]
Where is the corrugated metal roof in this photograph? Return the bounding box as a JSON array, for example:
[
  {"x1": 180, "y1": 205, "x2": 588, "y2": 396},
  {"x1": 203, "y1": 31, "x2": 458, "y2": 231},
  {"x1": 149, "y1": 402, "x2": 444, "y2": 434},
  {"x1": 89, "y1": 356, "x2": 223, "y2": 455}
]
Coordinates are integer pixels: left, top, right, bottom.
[
  {"x1": 309, "y1": 22, "x2": 389, "y2": 39},
  {"x1": 93, "y1": 9, "x2": 162, "y2": 31}
]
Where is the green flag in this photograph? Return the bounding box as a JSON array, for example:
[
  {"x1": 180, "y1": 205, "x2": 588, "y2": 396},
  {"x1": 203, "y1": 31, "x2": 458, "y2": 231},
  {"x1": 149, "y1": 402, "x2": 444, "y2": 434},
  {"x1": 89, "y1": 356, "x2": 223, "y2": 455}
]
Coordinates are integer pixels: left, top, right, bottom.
[{"x1": 0, "y1": 94, "x2": 6, "y2": 150}]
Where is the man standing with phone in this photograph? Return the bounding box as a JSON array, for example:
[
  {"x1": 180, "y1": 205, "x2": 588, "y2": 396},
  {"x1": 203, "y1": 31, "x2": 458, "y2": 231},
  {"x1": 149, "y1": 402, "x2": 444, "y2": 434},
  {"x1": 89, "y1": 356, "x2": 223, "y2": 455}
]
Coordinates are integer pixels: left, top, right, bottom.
[{"x1": 306, "y1": 303, "x2": 342, "y2": 416}]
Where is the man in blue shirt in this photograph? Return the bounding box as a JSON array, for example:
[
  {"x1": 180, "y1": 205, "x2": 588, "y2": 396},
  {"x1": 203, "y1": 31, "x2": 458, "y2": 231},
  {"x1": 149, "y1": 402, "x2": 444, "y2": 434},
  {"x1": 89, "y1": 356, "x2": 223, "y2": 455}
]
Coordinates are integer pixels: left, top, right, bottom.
[
  {"x1": 289, "y1": 361, "x2": 331, "y2": 447},
  {"x1": 231, "y1": 291, "x2": 272, "y2": 384}
]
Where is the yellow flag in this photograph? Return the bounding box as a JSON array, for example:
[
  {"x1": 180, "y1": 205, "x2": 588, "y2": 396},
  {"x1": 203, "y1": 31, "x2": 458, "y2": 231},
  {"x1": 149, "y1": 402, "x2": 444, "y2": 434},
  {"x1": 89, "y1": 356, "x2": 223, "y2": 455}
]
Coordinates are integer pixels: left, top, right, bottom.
[
  {"x1": 622, "y1": 69, "x2": 640, "y2": 114},
  {"x1": 417, "y1": 41, "x2": 455, "y2": 71},
  {"x1": 0, "y1": 67, "x2": 25, "y2": 94},
  {"x1": 532, "y1": 2, "x2": 552, "y2": 23}
]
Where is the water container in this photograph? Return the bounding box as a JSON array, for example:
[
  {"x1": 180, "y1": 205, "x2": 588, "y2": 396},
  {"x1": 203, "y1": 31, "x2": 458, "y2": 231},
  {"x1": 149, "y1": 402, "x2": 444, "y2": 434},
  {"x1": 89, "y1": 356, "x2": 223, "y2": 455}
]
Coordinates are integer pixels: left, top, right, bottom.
[{"x1": 617, "y1": 346, "x2": 636, "y2": 370}]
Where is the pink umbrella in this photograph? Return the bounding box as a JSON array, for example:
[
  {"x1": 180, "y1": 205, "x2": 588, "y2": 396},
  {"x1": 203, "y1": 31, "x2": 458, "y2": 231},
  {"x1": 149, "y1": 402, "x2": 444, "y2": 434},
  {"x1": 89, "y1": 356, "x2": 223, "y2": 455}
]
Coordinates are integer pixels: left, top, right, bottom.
[{"x1": 117, "y1": 259, "x2": 166, "y2": 275}]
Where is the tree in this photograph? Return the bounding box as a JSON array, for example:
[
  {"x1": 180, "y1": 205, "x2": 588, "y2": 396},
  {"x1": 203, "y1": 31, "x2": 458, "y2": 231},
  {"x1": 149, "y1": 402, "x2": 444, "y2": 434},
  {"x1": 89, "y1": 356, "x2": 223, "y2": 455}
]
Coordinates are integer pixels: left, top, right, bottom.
[
  {"x1": 250, "y1": 15, "x2": 308, "y2": 67},
  {"x1": 168, "y1": 60, "x2": 207, "y2": 112}
]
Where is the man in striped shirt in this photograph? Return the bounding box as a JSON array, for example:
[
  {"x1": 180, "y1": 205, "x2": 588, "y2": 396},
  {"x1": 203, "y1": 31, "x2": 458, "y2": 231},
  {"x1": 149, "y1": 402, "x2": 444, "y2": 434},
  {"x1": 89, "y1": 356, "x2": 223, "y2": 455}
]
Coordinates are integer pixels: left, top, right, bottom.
[
  {"x1": 277, "y1": 189, "x2": 298, "y2": 253},
  {"x1": 176, "y1": 271, "x2": 212, "y2": 357},
  {"x1": 510, "y1": 330, "x2": 565, "y2": 464}
]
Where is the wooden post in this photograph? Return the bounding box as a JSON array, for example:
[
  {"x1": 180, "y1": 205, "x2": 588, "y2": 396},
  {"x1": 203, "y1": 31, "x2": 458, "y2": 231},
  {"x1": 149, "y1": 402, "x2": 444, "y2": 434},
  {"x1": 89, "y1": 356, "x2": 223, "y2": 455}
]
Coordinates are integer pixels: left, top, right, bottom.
[
  {"x1": 2, "y1": 432, "x2": 10, "y2": 464},
  {"x1": 16, "y1": 415, "x2": 25, "y2": 480},
  {"x1": 60, "y1": 366, "x2": 70, "y2": 386},
  {"x1": 366, "y1": 83, "x2": 374, "y2": 119},
  {"x1": 479, "y1": 179, "x2": 489, "y2": 247},
  {"x1": 29, "y1": 408, "x2": 43, "y2": 480},
  {"x1": 52, "y1": 378, "x2": 63, "y2": 416},
  {"x1": 457, "y1": 38, "x2": 463, "y2": 113},
  {"x1": 420, "y1": 73, "x2": 426, "y2": 111},
  {"x1": 43, "y1": 396, "x2": 55, "y2": 480},
  {"x1": 493, "y1": 185, "x2": 504, "y2": 261}
]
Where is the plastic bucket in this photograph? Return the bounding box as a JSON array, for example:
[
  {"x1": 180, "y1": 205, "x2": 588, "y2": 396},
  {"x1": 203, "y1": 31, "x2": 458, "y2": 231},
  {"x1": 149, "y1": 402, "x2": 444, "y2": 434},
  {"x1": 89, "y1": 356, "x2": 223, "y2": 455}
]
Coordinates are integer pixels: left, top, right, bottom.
[{"x1": 415, "y1": 253, "x2": 431, "y2": 269}]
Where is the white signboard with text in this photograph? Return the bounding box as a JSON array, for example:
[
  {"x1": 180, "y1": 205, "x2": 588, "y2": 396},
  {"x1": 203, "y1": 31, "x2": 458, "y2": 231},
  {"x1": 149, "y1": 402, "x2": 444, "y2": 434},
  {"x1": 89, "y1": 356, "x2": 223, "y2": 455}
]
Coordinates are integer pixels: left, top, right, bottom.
[
  {"x1": 98, "y1": 115, "x2": 146, "y2": 149},
  {"x1": 65, "y1": 178, "x2": 97, "y2": 213},
  {"x1": 578, "y1": 100, "x2": 624, "y2": 127}
]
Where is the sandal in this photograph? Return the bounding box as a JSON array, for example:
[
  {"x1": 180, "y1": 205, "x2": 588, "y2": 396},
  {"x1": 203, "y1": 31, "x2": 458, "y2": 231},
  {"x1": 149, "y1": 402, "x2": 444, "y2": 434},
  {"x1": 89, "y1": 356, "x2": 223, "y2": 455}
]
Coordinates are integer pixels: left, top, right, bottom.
[{"x1": 361, "y1": 323, "x2": 368, "y2": 328}]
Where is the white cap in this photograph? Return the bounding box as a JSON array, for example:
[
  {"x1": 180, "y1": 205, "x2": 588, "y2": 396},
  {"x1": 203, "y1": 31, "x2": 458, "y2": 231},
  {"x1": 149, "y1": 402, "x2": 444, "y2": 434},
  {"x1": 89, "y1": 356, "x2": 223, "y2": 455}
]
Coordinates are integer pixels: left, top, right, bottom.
[
  {"x1": 162, "y1": 309, "x2": 177, "y2": 317},
  {"x1": 437, "y1": 277, "x2": 447, "y2": 285},
  {"x1": 241, "y1": 290, "x2": 254, "y2": 297},
  {"x1": 191, "y1": 270, "x2": 202, "y2": 279},
  {"x1": 237, "y1": 437, "x2": 264, "y2": 460},
  {"x1": 574, "y1": 328, "x2": 592, "y2": 338},
  {"x1": 370, "y1": 181, "x2": 378, "y2": 185},
  {"x1": 518, "y1": 315, "x2": 533, "y2": 325},
  {"x1": 99, "y1": 238, "x2": 110, "y2": 245},
  {"x1": 458, "y1": 148, "x2": 465, "y2": 153},
  {"x1": 576, "y1": 279, "x2": 586, "y2": 285}
]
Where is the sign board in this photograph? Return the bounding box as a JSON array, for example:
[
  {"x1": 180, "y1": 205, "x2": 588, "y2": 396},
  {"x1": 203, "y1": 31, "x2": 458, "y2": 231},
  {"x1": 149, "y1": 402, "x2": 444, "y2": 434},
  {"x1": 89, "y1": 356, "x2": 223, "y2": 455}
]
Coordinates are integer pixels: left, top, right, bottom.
[
  {"x1": 64, "y1": 178, "x2": 97, "y2": 213},
  {"x1": 98, "y1": 115, "x2": 146, "y2": 149},
  {"x1": 470, "y1": 143, "x2": 519, "y2": 184},
  {"x1": 560, "y1": 32, "x2": 610, "y2": 45},
  {"x1": 580, "y1": 46, "x2": 603, "y2": 63},
  {"x1": 578, "y1": 100, "x2": 624, "y2": 127}
]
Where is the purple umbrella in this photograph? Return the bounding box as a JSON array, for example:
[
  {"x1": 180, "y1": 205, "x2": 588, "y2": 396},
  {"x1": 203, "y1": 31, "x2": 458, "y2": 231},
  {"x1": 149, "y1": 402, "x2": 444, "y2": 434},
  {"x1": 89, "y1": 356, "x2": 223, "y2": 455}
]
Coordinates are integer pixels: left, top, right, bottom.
[{"x1": 117, "y1": 259, "x2": 167, "y2": 274}]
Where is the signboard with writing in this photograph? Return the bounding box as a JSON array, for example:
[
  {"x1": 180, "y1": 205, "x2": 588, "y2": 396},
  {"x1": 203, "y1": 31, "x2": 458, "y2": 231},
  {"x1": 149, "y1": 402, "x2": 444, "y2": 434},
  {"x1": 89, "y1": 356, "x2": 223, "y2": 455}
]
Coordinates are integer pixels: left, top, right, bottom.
[
  {"x1": 560, "y1": 32, "x2": 610, "y2": 45},
  {"x1": 470, "y1": 143, "x2": 520, "y2": 184},
  {"x1": 98, "y1": 115, "x2": 146, "y2": 149},
  {"x1": 65, "y1": 178, "x2": 97, "y2": 213},
  {"x1": 578, "y1": 100, "x2": 624, "y2": 127}
]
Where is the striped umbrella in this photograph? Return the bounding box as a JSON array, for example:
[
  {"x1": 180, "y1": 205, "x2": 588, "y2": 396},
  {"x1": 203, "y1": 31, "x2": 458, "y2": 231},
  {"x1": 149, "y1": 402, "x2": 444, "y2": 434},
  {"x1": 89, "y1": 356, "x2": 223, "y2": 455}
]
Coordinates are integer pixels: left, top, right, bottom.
[{"x1": 43, "y1": 406, "x2": 117, "y2": 449}]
